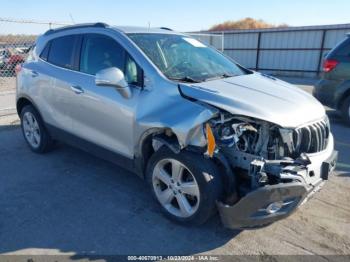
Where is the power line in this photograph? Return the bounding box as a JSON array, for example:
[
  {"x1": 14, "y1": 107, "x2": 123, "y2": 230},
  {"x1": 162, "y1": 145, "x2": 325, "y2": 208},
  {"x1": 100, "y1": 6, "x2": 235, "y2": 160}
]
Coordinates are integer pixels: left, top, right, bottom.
[{"x1": 0, "y1": 17, "x2": 71, "y2": 26}]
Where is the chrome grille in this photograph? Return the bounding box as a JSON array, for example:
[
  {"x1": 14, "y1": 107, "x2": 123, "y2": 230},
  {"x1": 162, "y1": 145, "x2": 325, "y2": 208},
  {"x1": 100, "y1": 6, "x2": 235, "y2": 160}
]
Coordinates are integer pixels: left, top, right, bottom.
[{"x1": 293, "y1": 118, "x2": 330, "y2": 155}]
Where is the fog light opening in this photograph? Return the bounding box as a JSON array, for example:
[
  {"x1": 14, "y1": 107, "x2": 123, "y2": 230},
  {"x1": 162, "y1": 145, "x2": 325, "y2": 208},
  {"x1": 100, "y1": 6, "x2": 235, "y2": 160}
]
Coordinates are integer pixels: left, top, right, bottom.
[{"x1": 266, "y1": 201, "x2": 284, "y2": 214}]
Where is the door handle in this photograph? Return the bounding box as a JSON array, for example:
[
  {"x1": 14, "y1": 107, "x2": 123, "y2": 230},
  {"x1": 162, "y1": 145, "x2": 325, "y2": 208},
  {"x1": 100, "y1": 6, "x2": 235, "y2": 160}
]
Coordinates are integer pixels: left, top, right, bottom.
[
  {"x1": 70, "y1": 85, "x2": 84, "y2": 94},
  {"x1": 31, "y1": 71, "x2": 39, "y2": 78}
]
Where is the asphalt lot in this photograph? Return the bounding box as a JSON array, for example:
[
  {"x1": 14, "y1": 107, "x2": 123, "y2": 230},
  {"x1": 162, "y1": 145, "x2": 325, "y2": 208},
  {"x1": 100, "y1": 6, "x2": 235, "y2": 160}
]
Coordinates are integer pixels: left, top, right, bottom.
[{"x1": 0, "y1": 77, "x2": 349, "y2": 258}]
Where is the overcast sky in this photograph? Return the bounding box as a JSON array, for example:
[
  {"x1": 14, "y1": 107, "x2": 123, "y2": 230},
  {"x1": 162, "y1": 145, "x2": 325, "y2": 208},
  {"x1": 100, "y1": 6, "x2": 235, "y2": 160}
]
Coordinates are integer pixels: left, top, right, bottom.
[{"x1": 1, "y1": 0, "x2": 349, "y2": 34}]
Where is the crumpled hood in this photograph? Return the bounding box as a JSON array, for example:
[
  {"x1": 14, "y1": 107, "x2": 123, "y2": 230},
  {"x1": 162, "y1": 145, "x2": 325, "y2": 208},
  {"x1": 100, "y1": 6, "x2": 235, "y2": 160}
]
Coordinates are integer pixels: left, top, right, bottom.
[{"x1": 179, "y1": 73, "x2": 325, "y2": 128}]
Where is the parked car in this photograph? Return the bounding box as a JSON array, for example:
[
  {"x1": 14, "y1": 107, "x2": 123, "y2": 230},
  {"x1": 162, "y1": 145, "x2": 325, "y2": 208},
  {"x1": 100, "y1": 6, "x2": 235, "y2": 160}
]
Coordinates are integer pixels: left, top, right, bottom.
[
  {"x1": 0, "y1": 49, "x2": 8, "y2": 68},
  {"x1": 16, "y1": 23, "x2": 337, "y2": 229},
  {"x1": 314, "y1": 35, "x2": 350, "y2": 125},
  {"x1": 15, "y1": 46, "x2": 32, "y2": 54},
  {"x1": 0, "y1": 48, "x2": 25, "y2": 76}
]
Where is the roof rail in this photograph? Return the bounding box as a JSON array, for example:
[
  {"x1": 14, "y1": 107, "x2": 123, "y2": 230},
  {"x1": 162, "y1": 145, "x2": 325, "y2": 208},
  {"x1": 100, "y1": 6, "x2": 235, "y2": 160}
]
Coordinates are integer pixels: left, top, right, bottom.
[
  {"x1": 159, "y1": 27, "x2": 173, "y2": 31},
  {"x1": 44, "y1": 22, "x2": 108, "y2": 36}
]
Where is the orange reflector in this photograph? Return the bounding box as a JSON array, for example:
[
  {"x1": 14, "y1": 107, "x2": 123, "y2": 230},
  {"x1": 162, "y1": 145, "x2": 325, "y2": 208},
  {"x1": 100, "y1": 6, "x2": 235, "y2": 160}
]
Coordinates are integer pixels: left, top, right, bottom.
[{"x1": 206, "y1": 123, "x2": 216, "y2": 158}]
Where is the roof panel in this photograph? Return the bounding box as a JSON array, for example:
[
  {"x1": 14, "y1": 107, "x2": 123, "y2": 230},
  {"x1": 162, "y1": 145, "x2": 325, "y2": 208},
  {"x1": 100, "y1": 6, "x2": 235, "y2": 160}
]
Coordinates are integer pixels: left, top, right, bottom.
[{"x1": 113, "y1": 26, "x2": 184, "y2": 35}]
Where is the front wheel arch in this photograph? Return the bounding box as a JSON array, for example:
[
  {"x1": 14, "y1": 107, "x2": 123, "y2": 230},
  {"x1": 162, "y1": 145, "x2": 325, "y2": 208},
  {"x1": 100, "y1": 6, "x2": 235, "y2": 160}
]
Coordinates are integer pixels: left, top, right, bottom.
[
  {"x1": 136, "y1": 128, "x2": 182, "y2": 177},
  {"x1": 336, "y1": 88, "x2": 350, "y2": 110},
  {"x1": 340, "y1": 95, "x2": 350, "y2": 125}
]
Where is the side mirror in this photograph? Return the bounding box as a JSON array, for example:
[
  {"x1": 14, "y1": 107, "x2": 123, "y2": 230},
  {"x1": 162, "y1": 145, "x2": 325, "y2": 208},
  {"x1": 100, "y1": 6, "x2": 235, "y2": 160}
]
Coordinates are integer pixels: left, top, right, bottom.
[{"x1": 95, "y1": 67, "x2": 132, "y2": 99}]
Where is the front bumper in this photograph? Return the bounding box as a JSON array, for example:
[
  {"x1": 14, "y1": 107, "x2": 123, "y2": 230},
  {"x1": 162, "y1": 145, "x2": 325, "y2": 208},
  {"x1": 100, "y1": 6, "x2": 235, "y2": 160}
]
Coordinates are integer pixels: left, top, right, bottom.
[{"x1": 217, "y1": 135, "x2": 338, "y2": 229}]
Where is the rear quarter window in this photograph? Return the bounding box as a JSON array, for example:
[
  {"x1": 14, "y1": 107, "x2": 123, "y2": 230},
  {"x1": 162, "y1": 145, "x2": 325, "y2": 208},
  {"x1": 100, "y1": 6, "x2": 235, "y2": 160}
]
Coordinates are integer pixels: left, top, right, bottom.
[
  {"x1": 47, "y1": 35, "x2": 81, "y2": 70},
  {"x1": 25, "y1": 45, "x2": 36, "y2": 62},
  {"x1": 39, "y1": 42, "x2": 50, "y2": 61}
]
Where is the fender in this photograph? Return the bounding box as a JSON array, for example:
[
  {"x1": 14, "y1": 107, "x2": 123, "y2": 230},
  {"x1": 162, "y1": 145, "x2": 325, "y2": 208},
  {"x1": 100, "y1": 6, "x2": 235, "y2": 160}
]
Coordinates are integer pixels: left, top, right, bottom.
[
  {"x1": 134, "y1": 100, "x2": 218, "y2": 178},
  {"x1": 136, "y1": 99, "x2": 218, "y2": 150}
]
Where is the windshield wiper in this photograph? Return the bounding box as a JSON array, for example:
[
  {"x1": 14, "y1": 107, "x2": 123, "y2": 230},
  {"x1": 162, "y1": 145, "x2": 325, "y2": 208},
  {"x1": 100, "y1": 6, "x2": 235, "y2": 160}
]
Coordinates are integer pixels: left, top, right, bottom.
[
  {"x1": 168, "y1": 76, "x2": 201, "y2": 83},
  {"x1": 203, "y1": 73, "x2": 236, "y2": 82},
  {"x1": 222, "y1": 73, "x2": 236, "y2": 78}
]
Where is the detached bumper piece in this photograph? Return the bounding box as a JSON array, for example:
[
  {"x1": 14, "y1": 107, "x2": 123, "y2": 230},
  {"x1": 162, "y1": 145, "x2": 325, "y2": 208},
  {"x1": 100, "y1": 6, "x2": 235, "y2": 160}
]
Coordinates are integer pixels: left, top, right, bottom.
[
  {"x1": 217, "y1": 182, "x2": 306, "y2": 229},
  {"x1": 321, "y1": 150, "x2": 338, "y2": 180},
  {"x1": 217, "y1": 150, "x2": 338, "y2": 229}
]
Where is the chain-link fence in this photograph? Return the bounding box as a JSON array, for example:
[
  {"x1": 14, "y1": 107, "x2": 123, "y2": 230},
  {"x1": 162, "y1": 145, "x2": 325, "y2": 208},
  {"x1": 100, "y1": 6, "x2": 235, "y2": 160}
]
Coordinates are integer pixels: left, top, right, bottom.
[{"x1": 0, "y1": 18, "x2": 70, "y2": 91}]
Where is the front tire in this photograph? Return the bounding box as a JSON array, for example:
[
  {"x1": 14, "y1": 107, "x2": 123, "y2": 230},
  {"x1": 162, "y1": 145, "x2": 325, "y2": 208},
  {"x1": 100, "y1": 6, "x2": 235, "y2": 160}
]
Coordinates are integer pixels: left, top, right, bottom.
[
  {"x1": 20, "y1": 105, "x2": 53, "y2": 153},
  {"x1": 146, "y1": 147, "x2": 222, "y2": 226},
  {"x1": 341, "y1": 96, "x2": 350, "y2": 126}
]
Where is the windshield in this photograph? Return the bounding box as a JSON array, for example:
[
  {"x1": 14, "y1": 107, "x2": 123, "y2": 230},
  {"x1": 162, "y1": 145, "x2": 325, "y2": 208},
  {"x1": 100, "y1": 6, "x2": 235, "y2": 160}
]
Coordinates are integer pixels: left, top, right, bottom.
[{"x1": 128, "y1": 33, "x2": 247, "y2": 82}]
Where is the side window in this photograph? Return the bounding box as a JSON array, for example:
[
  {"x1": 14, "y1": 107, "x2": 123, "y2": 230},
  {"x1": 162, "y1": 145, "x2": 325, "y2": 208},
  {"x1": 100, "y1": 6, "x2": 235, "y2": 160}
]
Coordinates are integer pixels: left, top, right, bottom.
[
  {"x1": 125, "y1": 54, "x2": 143, "y2": 86},
  {"x1": 80, "y1": 34, "x2": 125, "y2": 75},
  {"x1": 80, "y1": 34, "x2": 143, "y2": 86},
  {"x1": 48, "y1": 35, "x2": 80, "y2": 70}
]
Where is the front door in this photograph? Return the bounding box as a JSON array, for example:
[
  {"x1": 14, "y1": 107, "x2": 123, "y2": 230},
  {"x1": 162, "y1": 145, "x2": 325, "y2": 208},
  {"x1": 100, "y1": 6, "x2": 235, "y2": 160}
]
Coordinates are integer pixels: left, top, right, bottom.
[{"x1": 68, "y1": 33, "x2": 143, "y2": 159}]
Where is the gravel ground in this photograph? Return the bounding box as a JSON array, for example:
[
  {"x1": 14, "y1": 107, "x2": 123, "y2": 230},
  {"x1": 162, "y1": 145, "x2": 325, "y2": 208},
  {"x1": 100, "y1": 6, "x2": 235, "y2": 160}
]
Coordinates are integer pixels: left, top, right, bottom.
[
  {"x1": 0, "y1": 78, "x2": 349, "y2": 258},
  {"x1": 0, "y1": 77, "x2": 16, "y2": 92}
]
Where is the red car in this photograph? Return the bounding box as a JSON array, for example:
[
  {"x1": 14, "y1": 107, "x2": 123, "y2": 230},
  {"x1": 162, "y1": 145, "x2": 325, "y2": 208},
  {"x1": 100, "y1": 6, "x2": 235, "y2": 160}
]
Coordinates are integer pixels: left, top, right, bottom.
[{"x1": 0, "y1": 48, "x2": 26, "y2": 76}]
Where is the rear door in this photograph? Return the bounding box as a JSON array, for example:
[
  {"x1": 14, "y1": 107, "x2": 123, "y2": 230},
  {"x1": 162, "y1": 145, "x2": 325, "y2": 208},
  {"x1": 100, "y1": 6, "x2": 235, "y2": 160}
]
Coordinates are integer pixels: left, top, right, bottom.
[{"x1": 38, "y1": 34, "x2": 82, "y2": 133}]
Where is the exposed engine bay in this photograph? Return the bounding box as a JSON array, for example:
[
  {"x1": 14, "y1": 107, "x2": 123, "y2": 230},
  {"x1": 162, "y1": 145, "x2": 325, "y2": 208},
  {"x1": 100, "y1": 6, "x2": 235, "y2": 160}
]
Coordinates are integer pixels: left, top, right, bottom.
[
  {"x1": 210, "y1": 113, "x2": 286, "y2": 160},
  {"x1": 205, "y1": 112, "x2": 332, "y2": 203}
]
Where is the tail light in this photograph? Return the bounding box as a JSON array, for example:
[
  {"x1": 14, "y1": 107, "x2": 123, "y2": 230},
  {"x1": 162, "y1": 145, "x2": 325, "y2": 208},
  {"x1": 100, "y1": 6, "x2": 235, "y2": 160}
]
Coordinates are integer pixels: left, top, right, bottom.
[{"x1": 323, "y1": 59, "x2": 338, "y2": 73}]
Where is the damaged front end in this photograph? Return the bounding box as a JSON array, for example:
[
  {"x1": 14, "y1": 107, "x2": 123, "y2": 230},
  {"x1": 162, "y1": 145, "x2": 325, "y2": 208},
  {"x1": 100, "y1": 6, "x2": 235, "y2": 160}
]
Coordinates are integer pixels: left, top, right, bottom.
[{"x1": 204, "y1": 112, "x2": 337, "y2": 229}]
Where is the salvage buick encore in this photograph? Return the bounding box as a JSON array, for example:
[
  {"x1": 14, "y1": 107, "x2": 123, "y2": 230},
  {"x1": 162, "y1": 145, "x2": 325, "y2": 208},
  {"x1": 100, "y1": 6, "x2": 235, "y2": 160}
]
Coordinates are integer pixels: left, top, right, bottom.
[{"x1": 16, "y1": 23, "x2": 338, "y2": 229}]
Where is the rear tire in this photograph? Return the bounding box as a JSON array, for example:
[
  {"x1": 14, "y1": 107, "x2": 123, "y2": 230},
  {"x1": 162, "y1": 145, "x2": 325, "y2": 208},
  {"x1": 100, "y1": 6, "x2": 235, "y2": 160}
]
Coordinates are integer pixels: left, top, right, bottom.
[
  {"x1": 341, "y1": 96, "x2": 350, "y2": 126},
  {"x1": 146, "y1": 146, "x2": 223, "y2": 226},
  {"x1": 20, "y1": 105, "x2": 53, "y2": 153}
]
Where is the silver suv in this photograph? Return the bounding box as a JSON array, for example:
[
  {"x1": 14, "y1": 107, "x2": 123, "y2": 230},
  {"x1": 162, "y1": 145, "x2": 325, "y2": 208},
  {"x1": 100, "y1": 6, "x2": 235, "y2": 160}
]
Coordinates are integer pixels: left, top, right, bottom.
[{"x1": 16, "y1": 23, "x2": 337, "y2": 229}]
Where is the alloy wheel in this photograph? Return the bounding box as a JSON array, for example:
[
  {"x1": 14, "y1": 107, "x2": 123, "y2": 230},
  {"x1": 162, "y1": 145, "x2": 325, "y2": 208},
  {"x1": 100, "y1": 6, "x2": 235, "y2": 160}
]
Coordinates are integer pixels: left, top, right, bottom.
[
  {"x1": 22, "y1": 112, "x2": 41, "y2": 148},
  {"x1": 152, "y1": 158, "x2": 200, "y2": 218}
]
